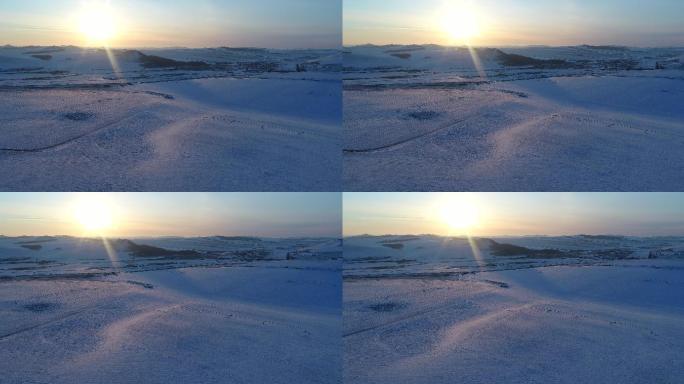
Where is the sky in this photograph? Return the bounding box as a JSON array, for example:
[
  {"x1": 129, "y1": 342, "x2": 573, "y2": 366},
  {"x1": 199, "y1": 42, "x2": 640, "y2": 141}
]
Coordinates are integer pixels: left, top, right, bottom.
[
  {"x1": 344, "y1": 193, "x2": 684, "y2": 237},
  {"x1": 0, "y1": 0, "x2": 341, "y2": 48},
  {"x1": 0, "y1": 193, "x2": 341, "y2": 238},
  {"x1": 344, "y1": 0, "x2": 684, "y2": 47}
]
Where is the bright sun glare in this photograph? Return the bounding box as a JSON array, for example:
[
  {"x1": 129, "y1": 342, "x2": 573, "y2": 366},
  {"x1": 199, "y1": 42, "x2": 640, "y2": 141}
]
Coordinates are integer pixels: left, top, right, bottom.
[
  {"x1": 73, "y1": 198, "x2": 115, "y2": 234},
  {"x1": 78, "y1": 7, "x2": 117, "y2": 44},
  {"x1": 440, "y1": 197, "x2": 481, "y2": 233},
  {"x1": 441, "y1": 3, "x2": 482, "y2": 44}
]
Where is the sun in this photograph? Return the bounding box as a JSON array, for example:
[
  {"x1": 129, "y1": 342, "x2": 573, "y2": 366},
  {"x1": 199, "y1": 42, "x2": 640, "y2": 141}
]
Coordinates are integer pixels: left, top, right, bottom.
[
  {"x1": 439, "y1": 197, "x2": 481, "y2": 233},
  {"x1": 73, "y1": 197, "x2": 115, "y2": 235},
  {"x1": 78, "y1": 7, "x2": 118, "y2": 44},
  {"x1": 440, "y1": 3, "x2": 482, "y2": 44}
]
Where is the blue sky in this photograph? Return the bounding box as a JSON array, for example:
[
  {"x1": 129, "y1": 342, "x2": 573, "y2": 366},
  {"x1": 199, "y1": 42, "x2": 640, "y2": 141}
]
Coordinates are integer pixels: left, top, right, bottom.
[
  {"x1": 344, "y1": 193, "x2": 684, "y2": 237},
  {"x1": 0, "y1": 193, "x2": 342, "y2": 237},
  {"x1": 0, "y1": 0, "x2": 341, "y2": 48},
  {"x1": 344, "y1": 0, "x2": 684, "y2": 46}
]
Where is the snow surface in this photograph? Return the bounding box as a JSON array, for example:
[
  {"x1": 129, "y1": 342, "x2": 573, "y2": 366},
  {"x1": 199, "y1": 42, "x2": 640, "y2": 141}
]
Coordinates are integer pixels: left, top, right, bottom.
[
  {"x1": 344, "y1": 235, "x2": 684, "y2": 383},
  {"x1": 0, "y1": 46, "x2": 341, "y2": 191},
  {"x1": 0, "y1": 236, "x2": 341, "y2": 384},
  {"x1": 343, "y1": 45, "x2": 684, "y2": 191},
  {"x1": 343, "y1": 235, "x2": 684, "y2": 279}
]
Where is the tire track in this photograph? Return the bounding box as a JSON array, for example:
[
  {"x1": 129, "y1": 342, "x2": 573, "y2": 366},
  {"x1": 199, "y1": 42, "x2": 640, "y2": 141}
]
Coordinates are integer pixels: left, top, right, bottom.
[
  {"x1": 0, "y1": 303, "x2": 109, "y2": 341},
  {"x1": 0, "y1": 111, "x2": 150, "y2": 153},
  {"x1": 343, "y1": 299, "x2": 475, "y2": 338},
  {"x1": 343, "y1": 115, "x2": 478, "y2": 154}
]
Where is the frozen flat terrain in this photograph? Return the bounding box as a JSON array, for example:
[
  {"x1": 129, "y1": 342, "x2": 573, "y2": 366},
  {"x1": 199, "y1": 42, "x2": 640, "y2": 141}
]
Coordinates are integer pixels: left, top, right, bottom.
[
  {"x1": 0, "y1": 46, "x2": 341, "y2": 191},
  {"x1": 344, "y1": 235, "x2": 684, "y2": 383},
  {"x1": 343, "y1": 45, "x2": 684, "y2": 191},
  {"x1": 0, "y1": 236, "x2": 342, "y2": 384}
]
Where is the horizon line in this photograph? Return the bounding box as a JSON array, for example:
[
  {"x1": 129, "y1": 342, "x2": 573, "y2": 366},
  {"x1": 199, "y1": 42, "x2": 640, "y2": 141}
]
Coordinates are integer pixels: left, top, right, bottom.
[
  {"x1": 343, "y1": 233, "x2": 684, "y2": 238},
  {"x1": 342, "y1": 42, "x2": 684, "y2": 49},
  {"x1": 1, "y1": 43, "x2": 341, "y2": 50},
  {"x1": 1, "y1": 234, "x2": 341, "y2": 239}
]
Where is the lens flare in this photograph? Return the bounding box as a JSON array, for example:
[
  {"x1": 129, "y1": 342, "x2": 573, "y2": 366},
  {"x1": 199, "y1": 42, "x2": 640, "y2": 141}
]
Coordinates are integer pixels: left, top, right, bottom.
[
  {"x1": 439, "y1": 195, "x2": 481, "y2": 233},
  {"x1": 440, "y1": 3, "x2": 482, "y2": 44},
  {"x1": 78, "y1": 5, "x2": 118, "y2": 44},
  {"x1": 73, "y1": 197, "x2": 115, "y2": 234}
]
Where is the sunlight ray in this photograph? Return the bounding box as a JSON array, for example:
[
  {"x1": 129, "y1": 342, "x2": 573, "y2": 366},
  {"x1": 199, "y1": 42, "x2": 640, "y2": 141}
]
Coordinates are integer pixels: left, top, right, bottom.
[
  {"x1": 104, "y1": 47, "x2": 123, "y2": 80},
  {"x1": 466, "y1": 46, "x2": 487, "y2": 79},
  {"x1": 466, "y1": 235, "x2": 485, "y2": 269},
  {"x1": 101, "y1": 236, "x2": 121, "y2": 271}
]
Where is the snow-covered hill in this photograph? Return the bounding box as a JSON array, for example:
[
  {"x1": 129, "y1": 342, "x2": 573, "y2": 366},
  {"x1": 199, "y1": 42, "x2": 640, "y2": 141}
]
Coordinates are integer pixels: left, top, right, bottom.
[
  {"x1": 344, "y1": 234, "x2": 684, "y2": 383},
  {"x1": 0, "y1": 46, "x2": 342, "y2": 191},
  {"x1": 0, "y1": 45, "x2": 341, "y2": 88},
  {"x1": 0, "y1": 235, "x2": 341, "y2": 383},
  {"x1": 0, "y1": 235, "x2": 341, "y2": 279},
  {"x1": 344, "y1": 234, "x2": 684, "y2": 278},
  {"x1": 343, "y1": 45, "x2": 684, "y2": 191}
]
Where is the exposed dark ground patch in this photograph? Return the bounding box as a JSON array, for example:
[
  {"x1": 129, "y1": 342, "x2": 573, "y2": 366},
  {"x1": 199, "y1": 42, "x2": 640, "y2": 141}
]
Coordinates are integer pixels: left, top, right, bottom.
[
  {"x1": 0, "y1": 272, "x2": 118, "y2": 282},
  {"x1": 406, "y1": 110, "x2": 441, "y2": 121},
  {"x1": 138, "y1": 53, "x2": 212, "y2": 70},
  {"x1": 31, "y1": 54, "x2": 52, "y2": 61},
  {"x1": 20, "y1": 244, "x2": 42, "y2": 251},
  {"x1": 593, "y1": 249, "x2": 636, "y2": 260},
  {"x1": 391, "y1": 53, "x2": 412, "y2": 60},
  {"x1": 498, "y1": 53, "x2": 574, "y2": 69},
  {"x1": 134, "y1": 90, "x2": 175, "y2": 100},
  {"x1": 24, "y1": 47, "x2": 66, "y2": 55},
  {"x1": 582, "y1": 45, "x2": 629, "y2": 51},
  {"x1": 495, "y1": 89, "x2": 529, "y2": 98},
  {"x1": 23, "y1": 302, "x2": 59, "y2": 312},
  {"x1": 475, "y1": 238, "x2": 635, "y2": 260},
  {"x1": 476, "y1": 238, "x2": 571, "y2": 258},
  {"x1": 63, "y1": 112, "x2": 94, "y2": 121},
  {"x1": 385, "y1": 46, "x2": 426, "y2": 54},
  {"x1": 0, "y1": 257, "x2": 31, "y2": 263},
  {"x1": 16, "y1": 237, "x2": 57, "y2": 244},
  {"x1": 382, "y1": 243, "x2": 404, "y2": 250},
  {"x1": 126, "y1": 280, "x2": 154, "y2": 289},
  {"x1": 123, "y1": 241, "x2": 204, "y2": 259},
  {"x1": 345, "y1": 256, "x2": 393, "y2": 263},
  {"x1": 8, "y1": 266, "x2": 50, "y2": 271},
  {"x1": 343, "y1": 81, "x2": 487, "y2": 91},
  {"x1": 369, "y1": 301, "x2": 407, "y2": 312},
  {"x1": 482, "y1": 279, "x2": 510, "y2": 288}
]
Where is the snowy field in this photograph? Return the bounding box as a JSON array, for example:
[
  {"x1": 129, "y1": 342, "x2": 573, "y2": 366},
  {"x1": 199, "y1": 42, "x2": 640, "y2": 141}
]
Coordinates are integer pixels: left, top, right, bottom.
[
  {"x1": 0, "y1": 46, "x2": 341, "y2": 191},
  {"x1": 0, "y1": 236, "x2": 341, "y2": 384},
  {"x1": 344, "y1": 235, "x2": 684, "y2": 383},
  {"x1": 343, "y1": 45, "x2": 684, "y2": 191}
]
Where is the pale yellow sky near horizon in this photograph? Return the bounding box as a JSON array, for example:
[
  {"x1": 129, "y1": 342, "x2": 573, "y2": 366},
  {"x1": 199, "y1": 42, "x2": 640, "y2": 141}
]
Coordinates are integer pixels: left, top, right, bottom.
[
  {"x1": 344, "y1": 0, "x2": 684, "y2": 47},
  {"x1": 1, "y1": 0, "x2": 341, "y2": 49},
  {"x1": 344, "y1": 193, "x2": 684, "y2": 237},
  {"x1": 0, "y1": 193, "x2": 341, "y2": 238}
]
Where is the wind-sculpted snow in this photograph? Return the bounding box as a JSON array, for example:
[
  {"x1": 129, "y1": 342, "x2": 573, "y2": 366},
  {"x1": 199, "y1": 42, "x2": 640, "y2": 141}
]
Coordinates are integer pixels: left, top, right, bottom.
[
  {"x1": 0, "y1": 46, "x2": 341, "y2": 88},
  {"x1": 0, "y1": 46, "x2": 341, "y2": 191},
  {"x1": 343, "y1": 235, "x2": 684, "y2": 278},
  {"x1": 344, "y1": 235, "x2": 684, "y2": 383},
  {"x1": 343, "y1": 45, "x2": 683, "y2": 84},
  {"x1": 0, "y1": 236, "x2": 341, "y2": 384},
  {"x1": 343, "y1": 45, "x2": 684, "y2": 191},
  {"x1": 0, "y1": 236, "x2": 341, "y2": 279}
]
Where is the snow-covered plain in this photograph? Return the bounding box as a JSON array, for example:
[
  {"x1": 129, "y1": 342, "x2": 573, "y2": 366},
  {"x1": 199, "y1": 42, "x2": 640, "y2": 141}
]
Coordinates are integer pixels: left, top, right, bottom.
[
  {"x1": 0, "y1": 46, "x2": 341, "y2": 191},
  {"x1": 0, "y1": 236, "x2": 341, "y2": 384},
  {"x1": 344, "y1": 235, "x2": 684, "y2": 383},
  {"x1": 343, "y1": 45, "x2": 684, "y2": 191}
]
